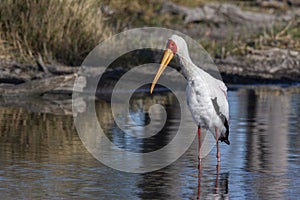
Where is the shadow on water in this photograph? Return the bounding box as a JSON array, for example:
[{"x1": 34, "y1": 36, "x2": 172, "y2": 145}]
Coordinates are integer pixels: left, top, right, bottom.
[{"x1": 0, "y1": 86, "x2": 300, "y2": 199}]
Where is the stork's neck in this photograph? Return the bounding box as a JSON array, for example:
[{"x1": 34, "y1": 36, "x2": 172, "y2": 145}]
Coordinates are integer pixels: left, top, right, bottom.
[{"x1": 178, "y1": 53, "x2": 200, "y2": 80}]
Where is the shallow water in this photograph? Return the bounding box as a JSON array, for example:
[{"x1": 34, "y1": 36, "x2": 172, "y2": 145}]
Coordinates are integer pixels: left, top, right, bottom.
[{"x1": 0, "y1": 86, "x2": 300, "y2": 199}]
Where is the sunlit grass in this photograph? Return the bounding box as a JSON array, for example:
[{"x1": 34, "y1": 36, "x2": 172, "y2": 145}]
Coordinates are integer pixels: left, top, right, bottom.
[
  {"x1": 0, "y1": 0, "x2": 111, "y2": 65},
  {"x1": 200, "y1": 20, "x2": 300, "y2": 59}
]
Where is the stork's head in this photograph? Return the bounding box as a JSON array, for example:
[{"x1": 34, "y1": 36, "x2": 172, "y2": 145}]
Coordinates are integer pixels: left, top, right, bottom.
[{"x1": 150, "y1": 35, "x2": 188, "y2": 94}]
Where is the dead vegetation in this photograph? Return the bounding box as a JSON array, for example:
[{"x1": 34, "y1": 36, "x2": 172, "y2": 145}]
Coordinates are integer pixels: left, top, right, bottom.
[{"x1": 0, "y1": 0, "x2": 111, "y2": 65}]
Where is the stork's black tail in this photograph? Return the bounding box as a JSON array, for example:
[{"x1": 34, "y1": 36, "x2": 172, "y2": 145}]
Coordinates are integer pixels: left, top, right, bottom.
[{"x1": 219, "y1": 118, "x2": 230, "y2": 145}]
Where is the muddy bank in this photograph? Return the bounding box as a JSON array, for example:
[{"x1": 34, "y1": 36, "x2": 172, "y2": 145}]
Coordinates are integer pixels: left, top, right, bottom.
[
  {"x1": 1, "y1": 48, "x2": 299, "y2": 96},
  {"x1": 0, "y1": 57, "x2": 299, "y2": 97},
  {"x1": 217, "y1": 48, "x2": 300, "y2": 83}
]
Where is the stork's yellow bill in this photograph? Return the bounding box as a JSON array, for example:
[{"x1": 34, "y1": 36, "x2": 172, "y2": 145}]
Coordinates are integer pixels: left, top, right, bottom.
[{"x1": 150, "y1": 49, "x2": 174, "y2": 94}]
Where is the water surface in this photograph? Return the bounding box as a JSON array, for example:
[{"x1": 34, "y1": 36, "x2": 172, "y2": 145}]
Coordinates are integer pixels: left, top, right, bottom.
[{"x1": 0, "y1": 86, "x2": 299, "y2": 199}]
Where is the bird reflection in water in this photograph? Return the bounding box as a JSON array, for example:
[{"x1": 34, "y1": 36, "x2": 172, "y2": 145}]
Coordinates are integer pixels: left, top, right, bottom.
[{"x1": 197, "y1": 163, "x2": 229, "y2": 199}]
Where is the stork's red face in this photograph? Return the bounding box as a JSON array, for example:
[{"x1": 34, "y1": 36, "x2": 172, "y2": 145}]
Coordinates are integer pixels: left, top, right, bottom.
[
  {"x1": 150, "y1": 39, "x2": 177, "y2": 94},
  {"x1": 167, "y1": 39, "x2": 177, "y2": 54}
]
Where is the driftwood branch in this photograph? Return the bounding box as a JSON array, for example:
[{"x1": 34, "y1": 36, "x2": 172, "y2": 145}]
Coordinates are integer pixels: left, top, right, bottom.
[
  {"x1": 257, "y1": 0, "x2": 300, "y2": 8},
  {"x1": 36, "y1": 54, "x2": 49, "y2": 74},
  {"x1": 160, "y1": 2, "x2": 299, "y2": 25},
  {"x1": 47, "y1": 65, "x2": 79, "y2": 75},
  {"x1": 0, "y1": 60, "x2": 79, "y2": 84},
  {"x1": 0, "y1": 74, "x2": 76, "y2": 96}
]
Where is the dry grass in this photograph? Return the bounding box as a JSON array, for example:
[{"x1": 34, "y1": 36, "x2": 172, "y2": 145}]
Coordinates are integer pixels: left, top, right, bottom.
[
  {"x1": 229, "y1": 21, "x2": 300, "y2": 57},
  {"x1": 254, "y1": 21, "x2": 300, "y2": 51},
  {"x1": 199, "y1": 19, "x2": 300, "y2": 59},
  {"x1": 0, "y1": 0, "x2": 111, "y2": 65},
  {"x1": 0, "y1": 0, "x2": 299, "y2": 65}
]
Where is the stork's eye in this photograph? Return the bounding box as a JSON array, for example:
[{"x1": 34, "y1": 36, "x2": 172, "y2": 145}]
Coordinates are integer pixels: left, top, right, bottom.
[{"x1": 167, "y1": 40, "x2": 177, "y2": 54}]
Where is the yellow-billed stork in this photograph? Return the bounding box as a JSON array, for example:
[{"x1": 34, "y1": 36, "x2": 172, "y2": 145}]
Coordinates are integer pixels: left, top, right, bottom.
[{"x1": 150, "y1": 35, "x2": 230, "y2": 162}]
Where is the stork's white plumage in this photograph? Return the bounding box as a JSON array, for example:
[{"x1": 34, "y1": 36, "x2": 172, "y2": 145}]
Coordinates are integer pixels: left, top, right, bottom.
[{"x1": 150, "y1": 35, "x2": 230, "y2": 162}]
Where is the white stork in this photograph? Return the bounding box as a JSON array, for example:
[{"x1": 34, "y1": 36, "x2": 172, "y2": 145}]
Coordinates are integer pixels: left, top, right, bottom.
[{"x1": 150, "y1": 35, "x2": 230, "y2": 162}]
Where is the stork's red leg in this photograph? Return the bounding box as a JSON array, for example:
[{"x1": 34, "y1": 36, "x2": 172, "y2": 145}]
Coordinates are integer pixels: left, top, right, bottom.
[
  {"x1": 197, "y1": 160, "x2": 202, "y2": 199},
  {"x1": 215, "y1": 127, "x2": 220, "y2": 162},
  {"x1": 198, "y1": 126, "x2": 201, "y2": 162},
  {"x1": 215, "y1": 162, "x2": 220, "y2": 194}
]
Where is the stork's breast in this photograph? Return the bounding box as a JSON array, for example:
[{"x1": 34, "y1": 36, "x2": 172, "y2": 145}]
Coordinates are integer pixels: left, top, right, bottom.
[{"x1": 186, "y1": 81, "x2": 213, "y2": 127}]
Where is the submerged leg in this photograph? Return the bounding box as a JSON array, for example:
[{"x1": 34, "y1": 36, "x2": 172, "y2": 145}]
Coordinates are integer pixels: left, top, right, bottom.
[
  {"x1": 198, "y1": 126, "x2": 201, "y2": 162},
  {"x1": 197, "y1": 160, "x2": 202, "y2": 200},
  {"x1": 215, "y1": 162, "x2": 220, "y2": 194},
  {"x1": 215, "y1": 127, "x2": 220, "y2": 162}
]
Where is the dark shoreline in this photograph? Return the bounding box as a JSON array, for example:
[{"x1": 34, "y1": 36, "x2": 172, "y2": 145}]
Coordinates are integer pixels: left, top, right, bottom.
[{"x1": 1, "y1": 61, "x2": 300, "y2": 97}]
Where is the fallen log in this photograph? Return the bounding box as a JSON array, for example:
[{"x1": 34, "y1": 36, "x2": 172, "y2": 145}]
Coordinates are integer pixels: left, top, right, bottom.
[
  {"x1": 0, "y1": 59, "x2": 79, "y2": 84},
  {"x1": 160, "y1": 2, "x2": 299, "y2": 25},
  {"x1": 0, "y1": 74, "x2": 77, "y2": 96},
  {"x1": 47, "y1": 65, "x2": 79, "y2": 75}
]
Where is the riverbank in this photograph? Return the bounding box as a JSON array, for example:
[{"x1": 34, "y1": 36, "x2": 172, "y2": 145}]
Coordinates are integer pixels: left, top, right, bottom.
[{"x1": 1, "y1": 1, "x2": 299, "y2": 95}]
